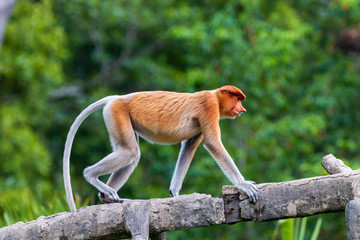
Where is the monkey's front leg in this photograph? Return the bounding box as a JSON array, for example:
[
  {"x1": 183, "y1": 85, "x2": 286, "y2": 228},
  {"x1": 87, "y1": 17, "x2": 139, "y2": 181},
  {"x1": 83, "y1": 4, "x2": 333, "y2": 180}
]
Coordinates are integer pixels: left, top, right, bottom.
[
  {"x1": 169, "y1": 133, "x2": 203, "y2": 197},
  {"x1": 204, "y1": 140, "x2": 258, "y2": 203}
]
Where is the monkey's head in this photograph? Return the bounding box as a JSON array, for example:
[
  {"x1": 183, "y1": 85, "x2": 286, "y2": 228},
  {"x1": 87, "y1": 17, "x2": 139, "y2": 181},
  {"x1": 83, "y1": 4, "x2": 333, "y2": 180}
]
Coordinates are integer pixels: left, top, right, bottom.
[{"x1": 217, "y1": 85, "x2": 246, "y2": 119}]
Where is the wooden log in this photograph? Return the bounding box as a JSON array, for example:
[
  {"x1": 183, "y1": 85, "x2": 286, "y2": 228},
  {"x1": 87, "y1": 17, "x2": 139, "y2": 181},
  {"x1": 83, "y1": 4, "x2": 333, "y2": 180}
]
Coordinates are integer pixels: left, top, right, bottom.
[
  {"x1": 321, "y1": 154, "x2": 352, "y2": 174},
  {"x1": 0, "y1": 193, "x2": 224, "y2": 239},
  {"x1": 1, "y1": 154, "x2": 359, "y2": 239},
  {"x1": 345, "y1": 178, "x2": 360, "y2": 240},
  {"x1": 321, "y1": 154, "x2": 360, "y2": 240},
  {"x1": 124, "y1": 201, "x2": 151, "y2": 240},
  {"x1": 346, "y1": 194, "x2": 360, "y2": 239},
  {"x1": 222, "y1": 169, "x2": 360, "y2": 223}
]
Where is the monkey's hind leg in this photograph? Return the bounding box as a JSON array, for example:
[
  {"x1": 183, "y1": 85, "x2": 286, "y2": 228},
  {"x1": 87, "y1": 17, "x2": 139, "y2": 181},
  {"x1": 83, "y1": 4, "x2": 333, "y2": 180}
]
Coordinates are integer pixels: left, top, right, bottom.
[
  {"x1": 84, "y1": 104, "x2": 141, "y2": 203},
  {"x1": 98, "y1": 152, "x2": 140, "y2": 203},
  {"x1": 83, "y1": 143, "x2": 140, "y2": 203}
]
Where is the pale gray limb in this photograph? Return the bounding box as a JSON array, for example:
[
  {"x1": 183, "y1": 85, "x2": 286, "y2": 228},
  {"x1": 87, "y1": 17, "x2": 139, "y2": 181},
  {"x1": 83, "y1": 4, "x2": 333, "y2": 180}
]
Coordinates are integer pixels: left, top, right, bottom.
[{"x1": 0, "y1": 0, "x2": 16, "y2": 51}]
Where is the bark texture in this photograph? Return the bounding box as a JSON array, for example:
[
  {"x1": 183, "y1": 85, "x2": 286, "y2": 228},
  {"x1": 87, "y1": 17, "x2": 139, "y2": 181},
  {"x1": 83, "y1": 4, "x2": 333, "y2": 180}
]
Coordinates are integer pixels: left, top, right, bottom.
[
  {"x1": 320, "y1": 154, "x2": 360, "y2": 240},
  {"x1": 0, "y1": 193, "x2": 224, "y2": 240},
  {"x1": 339, "y1": 158, "x2": 360, "y2": 240},
  {"x1": 346, "y1": 198, "x2": 360, "y2": 240},
  {"x1": 222, "y1": 169, "x2": 359, "y2": 223},
  {"x1": 0, "y1": 154, "x2": 358, "y2": 239},
  {"x1": 321, "y1": 154, "x2": 352, "y2": 174}
]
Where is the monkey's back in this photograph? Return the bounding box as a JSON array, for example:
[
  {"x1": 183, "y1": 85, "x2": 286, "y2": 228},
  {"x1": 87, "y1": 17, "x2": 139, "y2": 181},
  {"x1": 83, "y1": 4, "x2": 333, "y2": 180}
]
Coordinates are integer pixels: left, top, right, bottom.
[{"x1": 126, "y1": 91, "x2": 204, "y2": 144}]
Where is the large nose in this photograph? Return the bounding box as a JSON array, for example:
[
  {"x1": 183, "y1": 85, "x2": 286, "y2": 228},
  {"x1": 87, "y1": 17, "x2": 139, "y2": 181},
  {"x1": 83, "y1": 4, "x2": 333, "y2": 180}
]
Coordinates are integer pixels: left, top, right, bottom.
[{"x1": 239, "y1": 102, "x2": 247, "y2": 112}]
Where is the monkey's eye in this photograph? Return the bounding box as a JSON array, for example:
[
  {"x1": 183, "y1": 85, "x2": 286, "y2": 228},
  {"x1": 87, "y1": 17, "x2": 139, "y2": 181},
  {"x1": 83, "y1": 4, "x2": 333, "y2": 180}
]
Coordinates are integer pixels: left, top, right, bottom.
[{"x1": 222, "y1": 90, "x2": 228, "y2": 94}]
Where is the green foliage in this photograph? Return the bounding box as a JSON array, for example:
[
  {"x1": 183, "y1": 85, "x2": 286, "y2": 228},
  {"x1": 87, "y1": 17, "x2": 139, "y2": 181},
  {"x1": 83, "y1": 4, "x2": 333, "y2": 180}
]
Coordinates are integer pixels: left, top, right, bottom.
[
  {"x1": 0, "y1": 105, "x2": 51, "y2": 191},
  {"x1": 272, "y1": 217, "x2": 322, "y2": 240},
  {"x1": 0, "y1": 0, "x2": 68, "y2": 226},
  {"x1": 280, "y1": 218, "x2": 293, "y2": 240},
  {"x1": 0, "y1": 0, "x2": 359, "y2": 238},
  {"x1": 0, "y1": 0, "x2": 67, "y2": 100},
  {"x1": 0, "y1": 188, "x2": 89, "y2": 227},
  {"x1": 0, "y1": 0, "x2": 67, "y2": 193}
]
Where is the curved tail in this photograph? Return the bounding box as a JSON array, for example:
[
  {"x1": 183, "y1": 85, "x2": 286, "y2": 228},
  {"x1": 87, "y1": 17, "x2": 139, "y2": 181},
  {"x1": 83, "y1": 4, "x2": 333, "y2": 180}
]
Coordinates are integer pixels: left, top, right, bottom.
[{"x1": 63, "y1": 96, "x2": 119, "y2": 212}]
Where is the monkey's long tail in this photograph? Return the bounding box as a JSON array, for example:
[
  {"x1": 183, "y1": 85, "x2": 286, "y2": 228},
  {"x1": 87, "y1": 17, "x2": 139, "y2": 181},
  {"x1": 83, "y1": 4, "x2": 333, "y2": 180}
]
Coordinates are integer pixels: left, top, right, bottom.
[{"x1": 63, "y1": 96, "x2": 119, "y2": 212}]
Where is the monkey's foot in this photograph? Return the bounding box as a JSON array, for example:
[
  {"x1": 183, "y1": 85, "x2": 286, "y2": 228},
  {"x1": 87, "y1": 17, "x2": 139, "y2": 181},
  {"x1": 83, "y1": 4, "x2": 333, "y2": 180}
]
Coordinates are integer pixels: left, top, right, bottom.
[
  {"x1": 235, "y1": 180, "x2": 258, "y2": 203},
  {"x1": 169, "y1": 189, "x2": 179, "y2": 197},
  {"x1": 98, "y1": 192, "x2": 129, "y2": 204}
]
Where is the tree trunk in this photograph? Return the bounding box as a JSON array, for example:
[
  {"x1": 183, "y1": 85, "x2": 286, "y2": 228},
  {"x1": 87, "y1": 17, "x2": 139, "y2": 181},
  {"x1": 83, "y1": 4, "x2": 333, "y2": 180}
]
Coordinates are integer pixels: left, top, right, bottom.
[{"x1": 0, "y1": 0, "x2": 16, "y2": 51}]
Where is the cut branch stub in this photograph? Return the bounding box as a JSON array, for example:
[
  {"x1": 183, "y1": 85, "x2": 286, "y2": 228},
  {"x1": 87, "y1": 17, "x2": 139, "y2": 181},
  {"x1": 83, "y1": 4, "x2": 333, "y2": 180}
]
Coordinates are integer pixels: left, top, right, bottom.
[{"x1": 322, "y1": 154, "x2": 352, "y2": 174}]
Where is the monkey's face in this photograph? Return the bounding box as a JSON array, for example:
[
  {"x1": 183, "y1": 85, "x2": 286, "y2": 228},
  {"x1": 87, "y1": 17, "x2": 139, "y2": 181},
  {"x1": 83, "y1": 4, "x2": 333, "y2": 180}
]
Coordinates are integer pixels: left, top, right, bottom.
[{"x1": 218, "y1": 86, "x2": 246, "y2": 119}]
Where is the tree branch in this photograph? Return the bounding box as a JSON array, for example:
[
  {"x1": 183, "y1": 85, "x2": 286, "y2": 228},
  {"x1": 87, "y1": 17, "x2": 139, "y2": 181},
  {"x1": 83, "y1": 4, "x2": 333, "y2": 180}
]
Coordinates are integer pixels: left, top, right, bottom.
[
  {"x1": 0, "y1": 194, "x2": 224, "y2": 239},
  {"x1": 223, "y1": 170, "x2": 358, "y2": 223},
  {"x1": 0, "y1": 155, "x2": 358, "y2": 239}
]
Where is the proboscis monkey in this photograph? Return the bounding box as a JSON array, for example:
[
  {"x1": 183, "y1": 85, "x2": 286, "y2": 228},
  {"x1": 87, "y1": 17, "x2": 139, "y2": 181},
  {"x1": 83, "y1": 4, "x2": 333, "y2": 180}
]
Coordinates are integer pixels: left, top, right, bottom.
[{"x1": 63, "y1": 85, "x2": 258, "y2": 212}]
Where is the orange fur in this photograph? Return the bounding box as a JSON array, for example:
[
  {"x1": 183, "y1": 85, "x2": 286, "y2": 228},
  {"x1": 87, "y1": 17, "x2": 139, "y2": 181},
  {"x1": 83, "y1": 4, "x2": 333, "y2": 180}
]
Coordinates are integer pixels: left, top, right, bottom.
[
  {"x1": 63, "y1": 85, "x2": 257, "y2": 212},
  {"x1": 110, "y1": 86, "x2": 246, "y2": 144}
]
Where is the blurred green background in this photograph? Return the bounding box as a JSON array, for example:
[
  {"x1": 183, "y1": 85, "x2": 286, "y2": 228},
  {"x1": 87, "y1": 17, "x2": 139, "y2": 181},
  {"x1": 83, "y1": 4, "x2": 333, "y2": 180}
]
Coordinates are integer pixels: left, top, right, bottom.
[{"x1": 1, "y1": 0, "x2": 359, "y2": 239}]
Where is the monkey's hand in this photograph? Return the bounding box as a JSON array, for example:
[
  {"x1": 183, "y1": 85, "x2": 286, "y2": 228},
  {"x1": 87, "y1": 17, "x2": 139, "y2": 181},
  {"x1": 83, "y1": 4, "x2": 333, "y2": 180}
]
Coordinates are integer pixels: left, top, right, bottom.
[{"x1": 235, "y1": 181, "x2": 258, "y2": 203}]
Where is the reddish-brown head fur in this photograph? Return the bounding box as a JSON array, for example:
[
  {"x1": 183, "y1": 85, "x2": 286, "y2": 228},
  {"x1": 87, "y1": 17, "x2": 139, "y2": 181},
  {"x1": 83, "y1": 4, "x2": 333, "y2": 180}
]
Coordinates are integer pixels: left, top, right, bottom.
[{"x1": 216, "y1": 85, "x2": 246, "y2": 118}]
